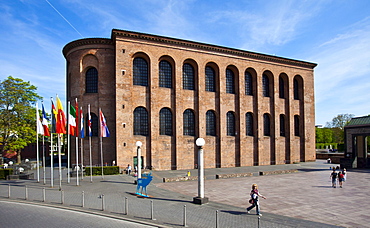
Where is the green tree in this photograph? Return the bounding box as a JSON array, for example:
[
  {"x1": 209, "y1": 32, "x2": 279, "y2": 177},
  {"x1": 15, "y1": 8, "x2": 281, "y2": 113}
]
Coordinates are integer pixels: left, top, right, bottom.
[
  {"x1": 326, "y1": 114, "x2": 354, "y2": 130},
  {"x1": 0, "y1": 76, "x2": 41, "y2": 162}
]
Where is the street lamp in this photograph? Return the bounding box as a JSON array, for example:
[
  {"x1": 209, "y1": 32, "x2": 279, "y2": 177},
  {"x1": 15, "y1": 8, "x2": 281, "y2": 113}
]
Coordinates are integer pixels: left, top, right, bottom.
[
  {"x1": 193, "y1": 138, "x2": 208, "y2": 204},
  {"x1": 136, "y1": 141, "x2": 142, "y2": 180}
]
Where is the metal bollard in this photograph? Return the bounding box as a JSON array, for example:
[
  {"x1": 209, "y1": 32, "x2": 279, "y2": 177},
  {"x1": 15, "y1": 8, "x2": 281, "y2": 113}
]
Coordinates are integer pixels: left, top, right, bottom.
[
  {"x1": 101, "y1": 194, "x2": 105, "y2": 211},
  {"x1": 258, "y1": 216, "x2": 260, "y2": 228},
  {"x1": 150, "y1": 200, "x2": 156, "y2": 220},
  {"x1": 183, "y1": 205, "x2": 187, "y2": 227},
  {"x1": 61, "y1": 190, "x2": 64, "y2": 204},
  {"x1": 216, "y1": 210, "x2": 219, "y2": 228},
  {"x1": 25, "y1": 185, "x2": 28, "y2": 200},
  {"x1": 8, "y1": 184, "x2": 10, "y2": 198},
  {"x1": 124, "y1": 197, "x2": 128, "y2": 215},
  {"x1": 43, "y1": 188, "x2": 46, "y2": 202},
  {"x1": 82, "y1": 191, "x2": 85, "y2": 207}
]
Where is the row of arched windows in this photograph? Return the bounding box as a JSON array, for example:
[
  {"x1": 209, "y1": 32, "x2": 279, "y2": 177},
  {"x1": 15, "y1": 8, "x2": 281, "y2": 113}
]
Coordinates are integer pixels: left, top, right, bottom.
[{"x1": 132, "y1": 107, "x2": 301, "y2": 137}]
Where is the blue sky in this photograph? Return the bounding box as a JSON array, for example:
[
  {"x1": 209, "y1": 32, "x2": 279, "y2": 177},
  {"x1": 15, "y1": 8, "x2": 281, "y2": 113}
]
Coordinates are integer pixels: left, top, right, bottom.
[{"x1": 1, "y1": 0, "x2": 370, "y2": 125}]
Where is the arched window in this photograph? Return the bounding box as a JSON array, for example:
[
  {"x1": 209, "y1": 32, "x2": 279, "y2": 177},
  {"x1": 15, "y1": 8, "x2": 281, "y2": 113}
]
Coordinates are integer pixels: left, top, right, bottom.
[
  {"x1": 86, "y1": 67, "x2": 98, "y2": 93},
  {"x1": 262, "y1": 74, "x2": 270, "y2": 97},
  {"x1": 183, "y1": 109, "x2": 195, "y2": 136},
  {"x1": 280, "y1": 114, "x2": 286, "y2": 137},
  {"x1": 263, "y1": 113, "x2": 271, "y2": 136},
  {"x1": 86, "y1": 112, "x2": 98, "y2": 137},
  {"x1": 159, "y1": 108, "x2": 172, "y2": 136},
  {"x1": 226, "y1": 69, "x2": 235, "y2": 94},
  {"x1": 133, "y1": 107, "x2": 149, "y2": 136},
  {"x1": 133, "y1": 57, "x2": 148, "y2": 86},
  {"x1": 183, "y1": 63, "x2": 195, "y2": 90},
  {"x1": 205, "y1": 66, "x2": 216, "y2": 92},
  {"x1": 246, "y1": 112, "x2": 253, "y2": 136},
  {"x1": 227, "y1": 111, "x2": 236, "y2": 136},
  {"x1": 206, "y1": 110, "x2": 216, "y2": 136},
  {"x1": 294, "y1": 115, "x2": 300, "y2": 136},
  {"x1": 279, "y1": 76, "x2": 285, "y2": 98},
  {"x1": 245, "y1": 71, "x2": 253, "y2": 95},
  {"x1": 294, "y1": 78, "x2": 300, "y2": 100},
  {"x1": 159, "y1": 60, "x2": 172, "y2": 88}
]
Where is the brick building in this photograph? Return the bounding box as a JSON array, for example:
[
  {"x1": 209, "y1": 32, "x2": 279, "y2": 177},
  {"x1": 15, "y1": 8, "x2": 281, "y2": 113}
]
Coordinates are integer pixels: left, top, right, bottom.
[{"x1": 63, "y1": 29, "x2": 317, "y2": 171}]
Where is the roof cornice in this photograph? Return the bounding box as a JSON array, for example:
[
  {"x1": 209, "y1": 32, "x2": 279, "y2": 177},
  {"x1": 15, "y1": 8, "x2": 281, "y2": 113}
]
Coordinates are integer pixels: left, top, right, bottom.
[
  {"x1": 112, "y1": 29, "x2": 317, "y2": 69},
  {"x1": 63, "y1": 38, "x2": 113, "y2": 57}
]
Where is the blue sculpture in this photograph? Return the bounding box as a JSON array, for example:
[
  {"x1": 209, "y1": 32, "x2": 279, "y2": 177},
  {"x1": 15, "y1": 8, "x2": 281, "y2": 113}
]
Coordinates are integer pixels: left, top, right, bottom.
[{"x1": 135, "y1": 172, "x2": 153, "y2": 197}]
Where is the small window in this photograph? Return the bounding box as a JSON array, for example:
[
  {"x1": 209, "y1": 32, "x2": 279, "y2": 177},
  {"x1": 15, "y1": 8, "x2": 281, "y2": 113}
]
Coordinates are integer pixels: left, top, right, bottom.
[
  {"x1": 159, "y1": 60, "x2": 172, "y2": 88},
  {"x1": 183, "y1": 63, "x2": 195, "y2": 90},
  {"x1": 159, "y1": 108, "x2": 172, "y2": 136},
  {"x1": 205, "y1": 66, "x2": 216, "y2": 92},
  {"x1": 86, "y1": 68, "x2": 98, "y2": 93},
  {"x1": 134, "y1": 107, "x2": 149, "y2": 136},
  {"x1": 263, "y1": 113, "x2": 271, "y2": 136},
  {"x1": 280, "y1": 114, "x2": 286, "y2": 137},
  {"x1": 227, "y1": 111, "x2": 236, "y2": 136},
  {"x1": 206, "y1": 110, "x2": 216, "y2": 136},
  {"x1": 246, "y1": 112, "x2": 253, "y2": 136},
  {"x1": 226, "y1": 69, "x2": 235, "y2": 94},
  {"x1": 294, "y1": 115, "x2": 300, "y2": 136},
  {"x1": 133, "y1": 57, "x2": 149, "y2": 86},
  {"x1": 279, "y1": 76, "x2": 285, "y2": 98},
  {"x1": 183, "y1": 109, "x2": 195, "y2": 136},
  {"x1": 294, "y1": 78, "x2": 300, "y2": 100},
  {"x1": 262, "y1": 74, "x2": 270, "y2": 97},
  {"x1": 245, "y1": 71, "x2": 253, "y2": 95}
]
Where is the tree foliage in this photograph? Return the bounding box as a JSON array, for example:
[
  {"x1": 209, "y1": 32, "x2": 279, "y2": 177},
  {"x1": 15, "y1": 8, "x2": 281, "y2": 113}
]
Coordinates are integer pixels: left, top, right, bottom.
[
  {"x1": 325, "y1": 113, "x2": 354, "y2": 130},
  {"x1": 0, "y1": 76, "x2": 41, "y2": 156}
]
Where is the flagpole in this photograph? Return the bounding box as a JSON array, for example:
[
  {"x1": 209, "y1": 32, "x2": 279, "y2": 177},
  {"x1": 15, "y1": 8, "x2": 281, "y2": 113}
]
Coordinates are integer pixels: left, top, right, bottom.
[
  {"x1": 36, "y1": 103, "x2": 40, "y2": 183},
  {"x1": 75, "y1": 98, "x2": 79, "y2": 186},
  {"x1": 99, "y1": 108, "x2": 104, "y2": 180},
  {"x1": 80, "y1": 106, "x2": 84, "y2": 180},
  {"x1": 50, "y1": 97, "x2": 54, "y2": 188},
  {"x1": 42, "y1": 135, "x2": 46, "y2": 185},
  {"x1": 88, "y1": 104, "x2": 92, "y2": 183},
  {"x1": 67, "y1": 101, "x2": 71, "y2": 184}
]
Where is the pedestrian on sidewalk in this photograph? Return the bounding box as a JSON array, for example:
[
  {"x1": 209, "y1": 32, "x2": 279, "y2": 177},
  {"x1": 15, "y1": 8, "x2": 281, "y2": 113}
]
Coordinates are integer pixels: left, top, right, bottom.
[
  {"x1": 342, "y1": 168, "x2": 347, "y2": 182},
  {"x1": 127, "y1": 164, "x2": 132, "y2": 175},
  {"x1": 338, "y1": 171, "x2": 344, "y2": 188},
  {"x1": 246, "y1": 184, "x2": 266, "y2": 216},
  {"x1": 330, "y1": 169, "x2": 337, "y2": 188}
]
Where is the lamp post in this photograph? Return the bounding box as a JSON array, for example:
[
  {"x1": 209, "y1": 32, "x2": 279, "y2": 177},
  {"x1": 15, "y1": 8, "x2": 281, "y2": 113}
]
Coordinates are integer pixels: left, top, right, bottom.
[
  {"x1": 193, "y1": 138, "x2": 208, "y2": 204},
  {"x1": 136, "y1": 141, "x2": 142, "y2": 180}
]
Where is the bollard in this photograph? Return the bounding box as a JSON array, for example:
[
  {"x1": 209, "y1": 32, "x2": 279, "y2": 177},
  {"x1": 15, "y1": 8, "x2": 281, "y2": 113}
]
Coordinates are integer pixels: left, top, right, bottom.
[
  {"x1": 43, "y1": 188, "x2": 46, "y2": 202},
  {"x1": 61, "y1": 190, "x2": 64, "y2": 204},
  {"x1": 124, "y1": 197, "x2": 128, "y2": 215},
  {"x1": 150, "y1": 200, "x2": 156, "y2": 220},
  {"x1": 82, "y1": 191, "x2": 85, "y2": 208},
  {"x1": 216, "y1": 210, "x2": 219, "y2": 228},
  {"x1": 258, "y1": 216, "x2": 260, "y2": 228},
  {"x1": 183, "y1": 205, "x2": 187, "y2": 227},
  {"x1": 25, "y1": 185, "x2": 28, "y2": 200},
  {"x1": 101, "y1": 194, "x2": 105, "y2": 211},
  {"x1": 8, "y1": 184, "x2": 10, "y2": 198}
]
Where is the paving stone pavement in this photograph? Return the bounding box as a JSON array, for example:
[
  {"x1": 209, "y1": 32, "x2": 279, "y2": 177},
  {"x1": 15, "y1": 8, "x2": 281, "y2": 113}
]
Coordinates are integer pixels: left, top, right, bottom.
[{"x1": 0, "y1": 160, "x2": 367, "y2": 227}]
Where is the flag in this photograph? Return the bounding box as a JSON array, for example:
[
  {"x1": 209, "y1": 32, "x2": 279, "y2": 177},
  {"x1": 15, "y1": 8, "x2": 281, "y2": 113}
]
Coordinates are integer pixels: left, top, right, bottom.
[
  {"x1": 88, "y1": 104, "x2": 92, "y2": 137},
  {"x1": 51, "y1": 100, "x2": 57, "y2": 133},
  {"x1": 36, "y1": 104, "x2": 44, "y2": 135},
  {"x1": 69, "y1": 104, "x2": 77, "y2": 136},
  {"x1": 42, "y1": 103, "x2": 50, "y2": 136},
  {"x1": 56, "y1": 96, "x2": 66, "y2": 134},
  {"x1": 75, "y1": 98, "x2": 79, "y2": 137},
  {"x1": 80, "y1": 107, "x2": 84, "y2": 138},
  {"x1": 99, "y1": 109, "x2": 110, "y2": 137}
]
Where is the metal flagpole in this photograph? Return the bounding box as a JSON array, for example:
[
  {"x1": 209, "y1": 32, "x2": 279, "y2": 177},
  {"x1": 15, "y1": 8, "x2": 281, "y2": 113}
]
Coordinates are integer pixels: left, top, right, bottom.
[
  {"x1": 80, "y1": 106, "x2": 84, "y2": 180},
  {"x1": 50, "y1": 97, "x2": 54, "y2": 188},
  {"x1": 58, "y1": 133, "x2": 62, "y2": 190},
  {"x1": 88, "y1": 104, "x2": 92, "y2": 183},
  {"x1": 99, "y1": 108, "x2": 104, "y2": 180},
  {"x1": 36, "y1": 103, "x2": 40, "y2": 183},
  {"x1": 43, "y1": 135, "x2": 46, "y2": 185},
  {"x1": 67, "y1": 101, "x2": 70, "y2": 184},
  {"x1": 75, "y1": 98, "x2": 79, "y2": 186}
]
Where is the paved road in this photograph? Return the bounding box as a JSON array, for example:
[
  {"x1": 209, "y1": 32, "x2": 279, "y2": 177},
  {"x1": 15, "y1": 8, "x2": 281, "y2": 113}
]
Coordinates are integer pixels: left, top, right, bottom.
[{"x1": 0, "y1": 201, "x2": 154, "y2": 228}]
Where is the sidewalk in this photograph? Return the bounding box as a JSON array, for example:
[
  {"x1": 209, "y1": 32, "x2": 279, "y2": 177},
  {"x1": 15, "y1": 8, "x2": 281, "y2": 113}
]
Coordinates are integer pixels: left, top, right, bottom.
[{"x1": 0, "y1": 160, "x2": 364, "y2": 227}]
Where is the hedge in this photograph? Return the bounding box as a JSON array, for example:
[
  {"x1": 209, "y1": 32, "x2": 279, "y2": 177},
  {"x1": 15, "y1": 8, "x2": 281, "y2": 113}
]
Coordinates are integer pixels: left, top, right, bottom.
[
  {"x1": 85, "y1": 166, "x2": 120, "y2": 176},
  {"x1": 0, "y1": 168, "x2": 13, "y2": 179}
]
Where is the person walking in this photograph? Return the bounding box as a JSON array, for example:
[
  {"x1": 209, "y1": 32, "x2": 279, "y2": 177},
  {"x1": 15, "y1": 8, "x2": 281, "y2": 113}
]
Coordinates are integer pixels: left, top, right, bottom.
[
  {"x1": 338, "y1": 171, "x2": 344, "y2": 188},
  {"x1": 330, "y1": 169, "x2": 338, "y2": 188},
  {"x1": 246, "y1": 184, "x2": 266, "y2": 216},
  {"x1": 127, "y1": 164, "x2": 132, "y2": 175}
]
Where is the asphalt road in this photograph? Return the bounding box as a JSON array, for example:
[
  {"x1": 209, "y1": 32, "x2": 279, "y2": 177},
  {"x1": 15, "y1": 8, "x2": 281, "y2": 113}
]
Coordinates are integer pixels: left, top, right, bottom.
[{"x1": 0, "y1": 201, "x2": 154, "y2": 228}]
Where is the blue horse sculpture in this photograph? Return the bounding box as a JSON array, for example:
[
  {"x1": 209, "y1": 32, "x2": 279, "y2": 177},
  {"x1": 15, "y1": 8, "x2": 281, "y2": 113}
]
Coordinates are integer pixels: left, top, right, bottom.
[{"x1": 135, "y1": 172, "x2": 153, "y2": 197}]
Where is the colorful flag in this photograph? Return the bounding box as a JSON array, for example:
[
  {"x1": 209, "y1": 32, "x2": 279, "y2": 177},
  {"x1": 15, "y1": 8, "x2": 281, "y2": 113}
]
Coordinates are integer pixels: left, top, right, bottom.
[
  {"x1": 80, "y1": 107, "x2": 84, "y2": 138},
  {"x1": 88, "y1": 104, "x2": 92, "y2": 137},
  {"x1": 69, "y1": 104, "x2": 77, "y2": 136},
  {"x1": 99, "y1": 109, "x2": 110, "y2": 137},
  {"x1": 56, "y1": 96, "x2": 66, "y2": 134},
  {"x1": 42, "y1": 103, "x2": 50, "y2": 137},
  {"x1": 75, "y1": 98, "x2": 79, "y2": 137},
  {"x1": 36, "y1": 104, "x2": 44, "y2": 135},
  {"x1": 51, "y1": 100, "x2": 57, "y2": 133}
]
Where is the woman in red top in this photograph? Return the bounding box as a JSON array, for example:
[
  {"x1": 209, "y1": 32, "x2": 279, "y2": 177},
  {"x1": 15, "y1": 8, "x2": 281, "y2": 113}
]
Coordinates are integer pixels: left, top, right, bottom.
[
  {"x1": 338, "y1": 171, "x2": 344, "y2": 188},
  {"x1": 246, "y1": 184, "x2": 267, "y2": 216}
]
